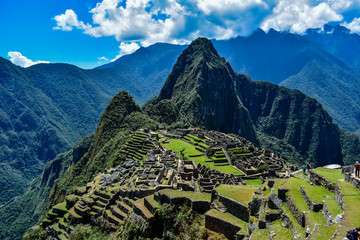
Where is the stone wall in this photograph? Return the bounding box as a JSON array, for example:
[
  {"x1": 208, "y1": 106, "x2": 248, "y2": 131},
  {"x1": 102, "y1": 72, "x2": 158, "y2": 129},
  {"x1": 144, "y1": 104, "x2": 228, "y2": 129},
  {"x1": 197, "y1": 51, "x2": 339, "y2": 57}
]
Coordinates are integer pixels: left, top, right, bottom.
[
  {"x1": 218, "y1": 193, "x2": 249, "y2": 222},
  {"x1": 286, "y1": 196, "x2": 305, "y2": 227},
  {"x1": 300, "y1": 186, "x2": 323, "y2": 212},
  {"x1": 350, "y1": 176, "x2": 360, "y2": 189},
  {"x1": 309, "y1": 171, "x2": 335, "y2": 192},
  {"x1": 334, "y1": 183, "x2": 344, "y2": 211},
  {"x1": 322, "y1": 200, "x2": 332, "y2": 226},
  {"x1": 205, "y1": 213, "x2": 241, "y2": 240}
]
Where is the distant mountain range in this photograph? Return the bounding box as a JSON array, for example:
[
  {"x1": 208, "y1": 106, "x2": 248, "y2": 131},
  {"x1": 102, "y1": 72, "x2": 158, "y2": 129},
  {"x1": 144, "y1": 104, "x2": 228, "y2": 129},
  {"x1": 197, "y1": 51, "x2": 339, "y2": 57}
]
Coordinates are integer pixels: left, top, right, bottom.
[{"x1": 0, "y1": 44, "x2": 184, "y2": 206}]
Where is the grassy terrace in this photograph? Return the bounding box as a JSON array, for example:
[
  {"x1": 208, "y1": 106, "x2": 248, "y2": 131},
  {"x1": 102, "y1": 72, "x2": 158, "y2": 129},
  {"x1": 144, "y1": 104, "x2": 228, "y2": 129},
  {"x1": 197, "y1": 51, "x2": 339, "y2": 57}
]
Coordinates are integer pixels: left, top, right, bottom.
[
  {"x1": 215, "y1": 185, "x2": 257, "y2": 205},
  {"x1": 283, "y1": 177, "x2": 309, "y2": 212},
  {"x1": 333, "y1": 181, "x2": 360, "y2": 239},
  {"x1": 53, "y1": 202, "x2": 68, "y2": 212},
  {"x1": 160, "y1": 189, "x2": 211, "y2": 202},
  {"x1": 206, "y1": 209, "x2": 248, "y2": 233},
  {"x1": 271, "y1": 219, "x2": 293, "y2": 240},
  {"x1": 302, "y1": 185, "x2": 342, "y2": 217},
  {"x1": 162, "y1": 139, "x2": 243, "y2": 175},
  {"x1": 312, "y1": 168, "x2": 344, "y2": 183},
  {"x1": 281, "y1": 202, "x2": 305, "y2": 239},
  {"x1": 250, "y1": 228, "x2": 269, "y2": 240},
  {"x1": 243, "y1": 179, "x2": 263, "y2": 186}
]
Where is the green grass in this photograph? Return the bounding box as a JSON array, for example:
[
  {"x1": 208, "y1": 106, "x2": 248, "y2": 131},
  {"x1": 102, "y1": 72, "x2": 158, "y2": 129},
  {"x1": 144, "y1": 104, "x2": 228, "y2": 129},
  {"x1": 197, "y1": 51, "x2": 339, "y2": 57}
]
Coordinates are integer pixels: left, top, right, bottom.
[
  {"x1": 215, "y1": 185, "x2": 257, "y2": 204},
  {"x1": 270, "y1": 219, "x2": 293, "y2": 240},
  {"x1": 281, "y1": 202, "x2": 305, "y2": 239},
  {"x1": 243, "y1": 179, "x2": 263, "y2": 186},
  {"x1": 301, "y1": 185, "x2": 342, "y2": 217},
  {"x1": 160, "y1": 189, "x2": 211, "y2": 202},
  {"x1": 162, "y1": 139, "x2": 203, "y2": 156},
  {"x1": 312, "y1": 168, "x2": 344, "y2": 183},
  {"x1": 250, "y1": 228, "x2": 269, "y2": 240},
  {"x1": 206, "y1": 209, "x2": 247, "y2": 233},
  {"x1": 163, "y1": 139, "x2": 243, "y2": 175},
  {"x1": 334, "y1": 181, "x2": 360, "y2": 239},
  {"x1": 145, "y1": 195, "x2": 160, "y2": 209},
  {"x1": 308, "y1": 224, "x2": 337, "y2": 240},
  {"x1": 283, "y1": 177, "x2": 309, "y2": 212},
  {"x1": 305, "y1": 211, "x2": 327, "y2": 230},
  {"x1": 53, "y1": 202, "x2": 68, "y2": 212}
]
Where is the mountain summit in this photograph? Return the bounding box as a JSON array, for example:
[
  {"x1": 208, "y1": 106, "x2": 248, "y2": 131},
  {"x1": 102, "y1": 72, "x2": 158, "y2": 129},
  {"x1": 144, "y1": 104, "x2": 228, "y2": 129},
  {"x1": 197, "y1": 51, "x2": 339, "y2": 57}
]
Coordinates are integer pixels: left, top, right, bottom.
[
  {"x1": 147, "y1": 37, "x2": 343, "y2": 166},
  {"x1": 149, "y1": 38, "x2": 258, "y2": 144}
]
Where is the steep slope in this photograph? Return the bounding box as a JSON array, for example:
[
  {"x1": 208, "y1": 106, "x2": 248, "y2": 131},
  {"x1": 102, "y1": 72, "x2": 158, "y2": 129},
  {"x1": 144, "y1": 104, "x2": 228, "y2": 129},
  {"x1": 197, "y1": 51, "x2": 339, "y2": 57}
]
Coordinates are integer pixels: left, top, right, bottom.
[
  {"x1": 46, "y1": 92, "x2": 159, "y2": 209},
  {"x1": 148, "y1": 38, "x2": 343, "y2": 166},
  {"x1": 306, "y1": 24, "x2": 360, "y2": 71},
  {"x1": 147, "y1": 38, "x2": 258, "y2": 144},
  {"x1": 0, "y1": 43, "x2": 184, "y2": 205},
  {"x1": 0, "y1": 58, "x2": 110, "y2": 205},
  {"x1": 0, "y1": 134, "x2": 93, "y2": 240},
  {"x1": 213, "y1": 29, "x2": 360, "y2": 134},
  {"x1": 280, "y1": 57, "x2": 360, "y2": 133}
]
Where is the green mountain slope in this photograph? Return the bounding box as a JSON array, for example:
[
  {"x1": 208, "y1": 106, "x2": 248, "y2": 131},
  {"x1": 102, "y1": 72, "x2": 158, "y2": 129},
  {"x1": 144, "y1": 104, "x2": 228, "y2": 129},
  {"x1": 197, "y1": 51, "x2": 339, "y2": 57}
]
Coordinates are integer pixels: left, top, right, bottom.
[
  {"x1": 45, "y1": 91, "x2": 159, "y2": 210},
  {"x1": 147, "y1": 38, "x2": 343, "y2": 167},
  {"x1": 0, "y1": 58, "x2": 110, "y2": 205},
  {"x1": 213, "y1": 29, "x2": 360, "y2": 134},
  {"x1": 0, "y1": 134, "x2": 93, "y2": 240}
]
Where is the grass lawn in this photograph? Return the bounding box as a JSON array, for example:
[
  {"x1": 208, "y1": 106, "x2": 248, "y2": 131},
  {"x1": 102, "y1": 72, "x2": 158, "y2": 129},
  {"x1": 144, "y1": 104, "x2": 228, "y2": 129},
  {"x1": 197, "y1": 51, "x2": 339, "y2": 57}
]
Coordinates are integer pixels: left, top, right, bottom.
[
  {"x1": 160, "y1": 189, "x2": 211, "y2": 202},
  {"x1": 283, "y1": 177, "x2": 310, "y2": 212},
  {"x1": 163, "y1": 139, "x2": 244, "y2": 175},
  {"x1": 308, "y1": 224, "x2": 337, "y2": 240},
  {"x1": 312, "y1": 168, "x2": 344, "y2": 183},
  {"x1": 215, "y1": 185, "x2": 257, "y2": 204},
  {"x1": 243, "y1": 179, "x2": 263, "y2": 186},
  {"x1": 333, "y1": 181, "x2": 360, "y2": 239},
  {"x1": 206, "y1": 209, "x2": 248, "y2": 233},
  {"x1": 281, "y1": 202, "x2": 305, "y2": 238},
  {"x1": 302, "y1": 185, "x2": 342, "y2": 217},
  {"x1": 250, "y1": 228, "x2": 269, "y2": 240},
  {"x1": 162, "y1": 139, "x2": 202, "y2": 156},
  {"x1": 53, "y1": 201, "x2": 68, "y2": 212},
  {"x1": 270, "y1": 219, "x2": 293, "y2": 240}
]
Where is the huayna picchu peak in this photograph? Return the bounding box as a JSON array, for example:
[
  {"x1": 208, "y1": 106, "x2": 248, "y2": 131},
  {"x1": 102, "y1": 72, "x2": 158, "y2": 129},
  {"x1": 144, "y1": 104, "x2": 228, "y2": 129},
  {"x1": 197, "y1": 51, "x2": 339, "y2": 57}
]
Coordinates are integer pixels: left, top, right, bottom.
[
  {"x1": 18, "y1": 38, "x2": 360, "y2": 240},
  {"x1": 147, "y1": 37, "x2": 343, "y2": 167}
]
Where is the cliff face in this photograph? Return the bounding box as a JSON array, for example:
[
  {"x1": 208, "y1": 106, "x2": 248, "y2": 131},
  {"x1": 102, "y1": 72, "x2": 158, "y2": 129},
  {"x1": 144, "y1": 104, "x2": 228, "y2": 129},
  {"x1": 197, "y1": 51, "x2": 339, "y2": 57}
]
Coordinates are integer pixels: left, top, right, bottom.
[
  {"x1": 149, "y1": 37, "x2": 343, "y2": 166},
  {"x1": 150, "y1": 38, "x2": 259, "y2": 144}
]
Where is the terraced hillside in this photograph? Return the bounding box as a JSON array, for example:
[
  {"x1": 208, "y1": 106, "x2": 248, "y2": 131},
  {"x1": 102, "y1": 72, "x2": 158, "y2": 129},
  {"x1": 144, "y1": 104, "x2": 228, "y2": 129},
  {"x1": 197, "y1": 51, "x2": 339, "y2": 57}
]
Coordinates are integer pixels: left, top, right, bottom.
[{"x1": 25, "y1": 128, "x2": 360, "y2": 240}]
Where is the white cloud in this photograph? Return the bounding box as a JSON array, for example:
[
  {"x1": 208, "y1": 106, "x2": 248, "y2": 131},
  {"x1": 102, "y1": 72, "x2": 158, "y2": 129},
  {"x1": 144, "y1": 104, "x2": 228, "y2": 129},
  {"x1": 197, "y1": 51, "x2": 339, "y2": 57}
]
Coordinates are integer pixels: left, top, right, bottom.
[
  {"x1": 53, "y1": 9, "x2": 90, "y2": 31},
  {"x1": 52, "y1": 0, "x2": 360, "y2": 45},
  {"x1": 98, "y1": 56, "x2": 109, "y2": 61},
  {"x1": 261, "y1": 0, "x2": 343, "y2": 33},
  {"x1": 8, "y1": 52, "x2": 50, "y2": 68},
  {"x1": 53, "y1": 0, "x2": 274, "y2": 46},
  {"x1": 111, "y1": 42, "x2": 141, "y2": 62},
  {"x1": 343, "y1": 17, "x2": 360, "y2": 33}
]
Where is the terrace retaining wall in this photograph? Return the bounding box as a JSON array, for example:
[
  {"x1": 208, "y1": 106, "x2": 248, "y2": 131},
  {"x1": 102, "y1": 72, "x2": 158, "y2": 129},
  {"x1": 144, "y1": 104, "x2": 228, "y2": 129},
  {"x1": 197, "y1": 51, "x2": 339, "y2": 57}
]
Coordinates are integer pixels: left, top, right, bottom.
[
  {"x1": 300, "y1": 186, "x2": 323, "y2": 212},
  {"x1": 286, "y1": 196, "x2": 305, "y2": 227},
  {"x1": 309, "y1": 171, "x2": 335, "y2": 192},
  {"x1": 217, "y1": 193, "x2": 249, "y2": 222}
]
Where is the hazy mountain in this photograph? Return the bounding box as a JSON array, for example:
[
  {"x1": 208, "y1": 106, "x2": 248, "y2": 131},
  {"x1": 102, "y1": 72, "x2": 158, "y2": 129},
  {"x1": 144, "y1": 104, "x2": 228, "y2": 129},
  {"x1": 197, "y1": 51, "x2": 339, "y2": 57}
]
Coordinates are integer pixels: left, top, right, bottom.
[{"x1": 213, "y1": 27, "x2": 360, "y2": 134}]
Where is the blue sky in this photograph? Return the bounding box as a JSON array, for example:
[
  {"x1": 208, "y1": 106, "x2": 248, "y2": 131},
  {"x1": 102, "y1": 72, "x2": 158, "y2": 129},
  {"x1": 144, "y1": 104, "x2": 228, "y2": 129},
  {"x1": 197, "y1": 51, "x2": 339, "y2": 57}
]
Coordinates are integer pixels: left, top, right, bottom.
[{"x1": 2, "y1": 0, "x2": 360, "y2": 69}]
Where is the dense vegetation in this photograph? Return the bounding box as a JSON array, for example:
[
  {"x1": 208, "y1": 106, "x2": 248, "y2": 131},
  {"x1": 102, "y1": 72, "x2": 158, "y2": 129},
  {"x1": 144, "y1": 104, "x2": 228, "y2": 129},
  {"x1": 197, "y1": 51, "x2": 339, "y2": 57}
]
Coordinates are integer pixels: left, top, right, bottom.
[
  {"x1": 213, "y1": 26, "x2": 360, "y2": 134},
  {"x1": 0, "y1": 134, "x2": 93, "y2": 240},
  {"x1": 148, "y1": 37, "x2": 343, "y2": 167}
]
